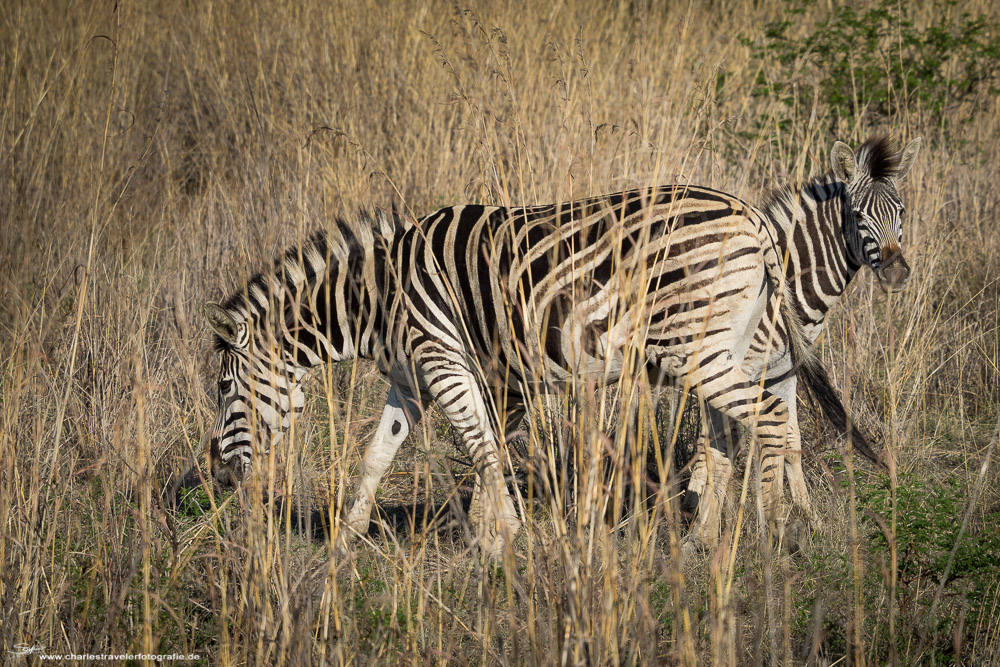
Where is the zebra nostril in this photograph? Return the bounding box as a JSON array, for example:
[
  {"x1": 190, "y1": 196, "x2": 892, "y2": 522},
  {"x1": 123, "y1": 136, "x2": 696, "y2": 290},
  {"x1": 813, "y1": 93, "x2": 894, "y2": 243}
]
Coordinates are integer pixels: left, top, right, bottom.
[{"x1": 877, "y1": 256, "x2": 911, "y2": 292}]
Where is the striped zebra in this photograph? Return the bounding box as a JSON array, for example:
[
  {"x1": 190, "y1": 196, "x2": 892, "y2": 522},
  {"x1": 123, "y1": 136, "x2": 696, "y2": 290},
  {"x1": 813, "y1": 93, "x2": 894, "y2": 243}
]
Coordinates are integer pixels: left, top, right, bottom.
[
  {"x1": 202, "y1": 135, "x2": 920, "y2": 556},
  {"x1": 680, "y1": 135, "x2": 921, "y2": 549}
]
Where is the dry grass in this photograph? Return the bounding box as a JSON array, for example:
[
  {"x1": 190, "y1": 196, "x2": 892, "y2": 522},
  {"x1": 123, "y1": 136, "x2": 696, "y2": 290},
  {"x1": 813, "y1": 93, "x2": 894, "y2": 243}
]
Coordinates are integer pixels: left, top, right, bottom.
[{"x1": 2, "y1": 0, "x2": 999, "y2": 664}]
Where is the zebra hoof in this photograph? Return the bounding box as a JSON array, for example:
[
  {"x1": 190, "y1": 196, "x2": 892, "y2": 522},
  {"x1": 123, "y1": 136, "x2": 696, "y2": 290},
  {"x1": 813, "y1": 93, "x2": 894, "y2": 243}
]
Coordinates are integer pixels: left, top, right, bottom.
[
  {"x1": 681, "y1": 532, "x2": 718, "y2": 558},
  {"x1": 476, "y1": 524, "x2": 515, "y2": 560},
  {"x1": 334, "y1": 515, "x2": 370, "y2": 559},
  {"x1": 801, "y1": 507, "x2": 822, "y2": 533},
  {"x1": 782, "y1": 517, "x2": 807, "y2": 555},
  {"x1": 782, "y1": 505, "x2": 820, "y2": 554},
  {"x1": 681, "y1": 515, "x2": 721, "y2": 556},
  {"x1": 333, "y1": 530, "x2": 354, "y2": 561},
  {"x1": 681, "y1": 537, "x2": 699, "y2": 559},
  {"x1": 475, "y1": 512, "x2": 520, "y2": 560},
  {"x1": 478, "y1": 535, "x2": 506, "y2": 561}
]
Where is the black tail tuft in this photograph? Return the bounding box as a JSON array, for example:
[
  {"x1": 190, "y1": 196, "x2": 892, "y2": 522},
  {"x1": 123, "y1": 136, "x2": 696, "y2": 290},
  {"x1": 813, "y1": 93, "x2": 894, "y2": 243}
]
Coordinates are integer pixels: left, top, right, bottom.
[{"x1": 799, "y1": 358, "x2": 884, "y2": 468}]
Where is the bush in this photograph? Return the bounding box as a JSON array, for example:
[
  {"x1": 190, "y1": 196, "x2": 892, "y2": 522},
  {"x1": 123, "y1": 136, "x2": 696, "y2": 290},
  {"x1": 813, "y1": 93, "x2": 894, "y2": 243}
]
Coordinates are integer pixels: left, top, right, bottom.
[
  {"x1": 860, "y1": 472, "x2": 1000, "y2": 661},
  {"x1": 742, "y1": 0, "x2": 1000, "y2": 128}
]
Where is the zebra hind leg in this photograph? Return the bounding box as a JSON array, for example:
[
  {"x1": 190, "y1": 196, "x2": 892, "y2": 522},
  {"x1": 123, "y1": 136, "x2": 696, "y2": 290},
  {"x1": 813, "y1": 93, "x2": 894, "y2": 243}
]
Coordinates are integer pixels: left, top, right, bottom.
[
  {"x1": 676, "y1": 362, "x2": 790, "y2": 552},
  {"x1": 467, "y1": 408, "x2": 526, "y2": 539},
  {"x1": 784, "y1": 407, "x2": 821, "y2": 533},
  {"x1": 422, "y1": 359, "x2": 520, "y2": 558},
  {"x1": 682, "y1": 444, "x2": 734, "y2": 554},
  {"x1": 769, "y1": 374, "x2": 821, "y2": 537},
  {"x1": 682, "y1": 406, "x2": 738, "y2": 553}
]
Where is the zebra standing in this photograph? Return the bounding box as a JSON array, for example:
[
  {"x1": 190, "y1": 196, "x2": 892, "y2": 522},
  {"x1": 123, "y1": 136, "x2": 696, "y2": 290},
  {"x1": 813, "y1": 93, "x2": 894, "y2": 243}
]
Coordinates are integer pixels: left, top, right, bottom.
[
  {"x1": 203, "y1": 135, "x2": 919, "y2": 557},
  {"x1": 682, "y1": 135, "x2": 921, "y2": 550}
]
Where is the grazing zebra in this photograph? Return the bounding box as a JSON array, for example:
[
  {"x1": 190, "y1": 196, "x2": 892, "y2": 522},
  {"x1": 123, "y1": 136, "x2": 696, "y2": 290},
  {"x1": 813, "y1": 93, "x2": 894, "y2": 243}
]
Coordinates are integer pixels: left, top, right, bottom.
[
  {"x1": 682, "y1": 134, "x2": 922, "y2": 549},
  {"x1": 203, "y1": 135, "x2": 919, "y2": 556}
]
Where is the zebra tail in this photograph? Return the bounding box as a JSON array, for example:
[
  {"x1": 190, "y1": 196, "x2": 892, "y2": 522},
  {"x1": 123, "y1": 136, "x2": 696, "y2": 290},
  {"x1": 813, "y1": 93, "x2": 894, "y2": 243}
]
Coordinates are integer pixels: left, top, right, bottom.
[
  {"x1": 796, "y1": 350, "x2": 884, "y2": 468},
  {"x1": 762, "y1": 244, "x2": 884, "y2": 469}
]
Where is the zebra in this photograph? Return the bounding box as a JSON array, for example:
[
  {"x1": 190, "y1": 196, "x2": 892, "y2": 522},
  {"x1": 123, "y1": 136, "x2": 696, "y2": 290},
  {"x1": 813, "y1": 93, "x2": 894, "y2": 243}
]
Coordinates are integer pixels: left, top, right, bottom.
[
  {"x1": 202, "y1": 135, "x2": 919, "y2": 557},
  {"x1": 681, "y1": 134, "x2": 922, "y2": 550}
]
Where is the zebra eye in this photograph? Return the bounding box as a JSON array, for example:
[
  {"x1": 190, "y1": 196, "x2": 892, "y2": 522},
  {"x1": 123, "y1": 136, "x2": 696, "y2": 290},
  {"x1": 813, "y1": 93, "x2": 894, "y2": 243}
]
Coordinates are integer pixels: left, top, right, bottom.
[{"x1": 219, "y1": 379, "x2": 233, "y2": 394}]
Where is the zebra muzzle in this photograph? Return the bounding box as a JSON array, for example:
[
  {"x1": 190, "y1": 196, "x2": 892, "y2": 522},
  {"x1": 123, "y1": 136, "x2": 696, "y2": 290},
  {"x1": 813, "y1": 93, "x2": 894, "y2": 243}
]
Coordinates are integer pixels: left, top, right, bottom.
[
  {"x1": 876, "y1": 250, "x2": 910, "y2": 293},
  {"x1": 208, "y1": 433, "x2": 245, "y2": 488}
]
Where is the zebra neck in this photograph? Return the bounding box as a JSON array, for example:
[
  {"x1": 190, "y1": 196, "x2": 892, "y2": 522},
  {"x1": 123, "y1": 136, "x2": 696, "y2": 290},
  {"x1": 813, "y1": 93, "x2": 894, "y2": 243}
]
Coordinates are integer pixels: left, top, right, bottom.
[
  {"x1": 763, "y1": 176, "x2": 861, "y2": 336},
  {"x1": 280, "y1": 232, "x2": 390, "y2": 368}
]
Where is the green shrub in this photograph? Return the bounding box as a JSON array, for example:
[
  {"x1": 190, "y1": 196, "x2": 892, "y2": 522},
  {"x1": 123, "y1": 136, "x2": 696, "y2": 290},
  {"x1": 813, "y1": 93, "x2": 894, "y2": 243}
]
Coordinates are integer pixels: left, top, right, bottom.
[
  {"x1": 742, "y1": 0, "x2": 1000, "y2": 128},
  {"x1": 860, "y1": 472, "x2": 1000, "y2": 661}
]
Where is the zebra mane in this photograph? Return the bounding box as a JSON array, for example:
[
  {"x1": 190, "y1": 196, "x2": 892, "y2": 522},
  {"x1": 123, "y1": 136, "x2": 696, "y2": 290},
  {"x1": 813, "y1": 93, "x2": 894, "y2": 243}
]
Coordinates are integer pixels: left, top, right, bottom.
[
  {"x1": 758, "y1": 173, "x2": 840, "y2": 225},
  {"x1": 759, "y1": 135, "x2": 900, "y2": 222},
  {"x1": 854, "y1": 134, "x2": 899, "y2": 180},
  {"x1": 758, "y1": 183, "x2": 798, "y2": 223},
  {"x1": 212, "y1": 209, "x2": 405, "y2": 353}
]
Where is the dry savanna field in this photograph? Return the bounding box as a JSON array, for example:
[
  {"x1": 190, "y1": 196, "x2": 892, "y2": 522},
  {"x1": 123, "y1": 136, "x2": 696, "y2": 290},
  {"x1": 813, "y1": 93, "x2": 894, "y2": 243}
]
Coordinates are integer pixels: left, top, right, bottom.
[{"x1": 2, "y1": 0, "x2": 1000, "y2": 664}]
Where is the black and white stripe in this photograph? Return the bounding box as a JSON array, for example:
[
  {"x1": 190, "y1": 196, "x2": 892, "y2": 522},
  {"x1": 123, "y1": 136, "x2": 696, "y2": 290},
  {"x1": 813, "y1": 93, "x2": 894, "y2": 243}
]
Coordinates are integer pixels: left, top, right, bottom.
[
  {"x1": 203, "y1": 215, "x2": 401, "y2": 487},
  {"x1": 206, "y1": 191, "x2": 806, "y2": 556},
  {"x1": 683, "y1": 135, "x2": 922, "y2": 548},
  {"x1": 203, "y1": 135, "x2": 920, "y2": 556}
]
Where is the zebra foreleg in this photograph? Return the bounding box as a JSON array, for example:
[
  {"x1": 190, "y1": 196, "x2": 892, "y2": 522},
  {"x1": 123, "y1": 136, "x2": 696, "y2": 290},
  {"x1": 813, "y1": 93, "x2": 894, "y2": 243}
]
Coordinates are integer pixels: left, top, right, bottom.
[{"x1": 341, "y1": 385, "x2": 422, "y2": 544}]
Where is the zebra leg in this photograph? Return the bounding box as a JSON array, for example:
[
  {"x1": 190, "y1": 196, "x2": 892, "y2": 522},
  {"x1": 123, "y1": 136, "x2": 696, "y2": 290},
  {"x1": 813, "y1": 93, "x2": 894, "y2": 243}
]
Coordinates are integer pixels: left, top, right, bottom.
[
  {"x1": 342, "y1": 384, "x2": 422, "y2": 540},
  {"x1": 772, "y1": 375, "x2": 819, "y2": 529},
  {"x1": 676, "y1": 361, "x2": 789, "y2": 551},
  {"x1": 425, "y1": 364, "x2": 519, "y2": 558},
  {"x1": 468, "y1": 407, "x2": 525, "y2": 528},
  {"x1": 785, "y1": 417, "x2": 816, "y2": 523},
  {"x1": 682, "y1": 407, "x2": 737, "y2": 550},
  {"x1": 683, "y1": 443, "x2": 733, "y2": 552}
]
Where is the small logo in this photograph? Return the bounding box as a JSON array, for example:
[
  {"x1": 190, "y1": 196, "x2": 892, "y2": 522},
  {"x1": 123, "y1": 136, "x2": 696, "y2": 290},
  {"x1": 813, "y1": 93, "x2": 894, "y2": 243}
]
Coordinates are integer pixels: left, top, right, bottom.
[{"x1": 10, "y1": 643, "x2": 47, "y2": 656}]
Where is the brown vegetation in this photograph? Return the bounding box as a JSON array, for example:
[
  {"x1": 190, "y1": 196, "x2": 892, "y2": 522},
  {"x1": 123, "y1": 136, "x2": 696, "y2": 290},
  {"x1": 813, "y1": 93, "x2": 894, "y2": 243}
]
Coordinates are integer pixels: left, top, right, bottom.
[{"x1": 1, "y1": 0, "x2": 998, "y2": 663}]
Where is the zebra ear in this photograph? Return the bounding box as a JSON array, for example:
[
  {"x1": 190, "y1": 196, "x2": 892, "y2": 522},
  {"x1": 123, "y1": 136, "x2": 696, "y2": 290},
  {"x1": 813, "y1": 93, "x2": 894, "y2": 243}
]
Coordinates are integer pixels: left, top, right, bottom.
[
  {"x1": 831, "y1": 141, "x2": 857, "y2": 183},
  {"x1": 893, "y1": 137, "x2": 922, "y2": 182},
  {"x1": 203, "y1": 303, "x2": 240, "y2": 345}
]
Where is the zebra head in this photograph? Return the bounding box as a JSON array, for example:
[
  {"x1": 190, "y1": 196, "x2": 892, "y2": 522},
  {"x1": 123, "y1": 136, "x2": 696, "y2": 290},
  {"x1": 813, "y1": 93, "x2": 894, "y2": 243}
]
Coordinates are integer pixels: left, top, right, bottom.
[
  {"x1": 831, "y1": 135, "x2": 922, "y2": 293},
  {"x1": 203, "y1": 302, "x2": 306, "y2": 487}
]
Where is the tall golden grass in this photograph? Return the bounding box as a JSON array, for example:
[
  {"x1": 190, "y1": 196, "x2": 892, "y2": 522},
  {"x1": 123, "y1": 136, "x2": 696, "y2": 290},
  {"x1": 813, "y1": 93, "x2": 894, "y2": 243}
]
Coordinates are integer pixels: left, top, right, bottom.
[{"x1": 2, "y1": 0, "x2": 998, "y2": 663}]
